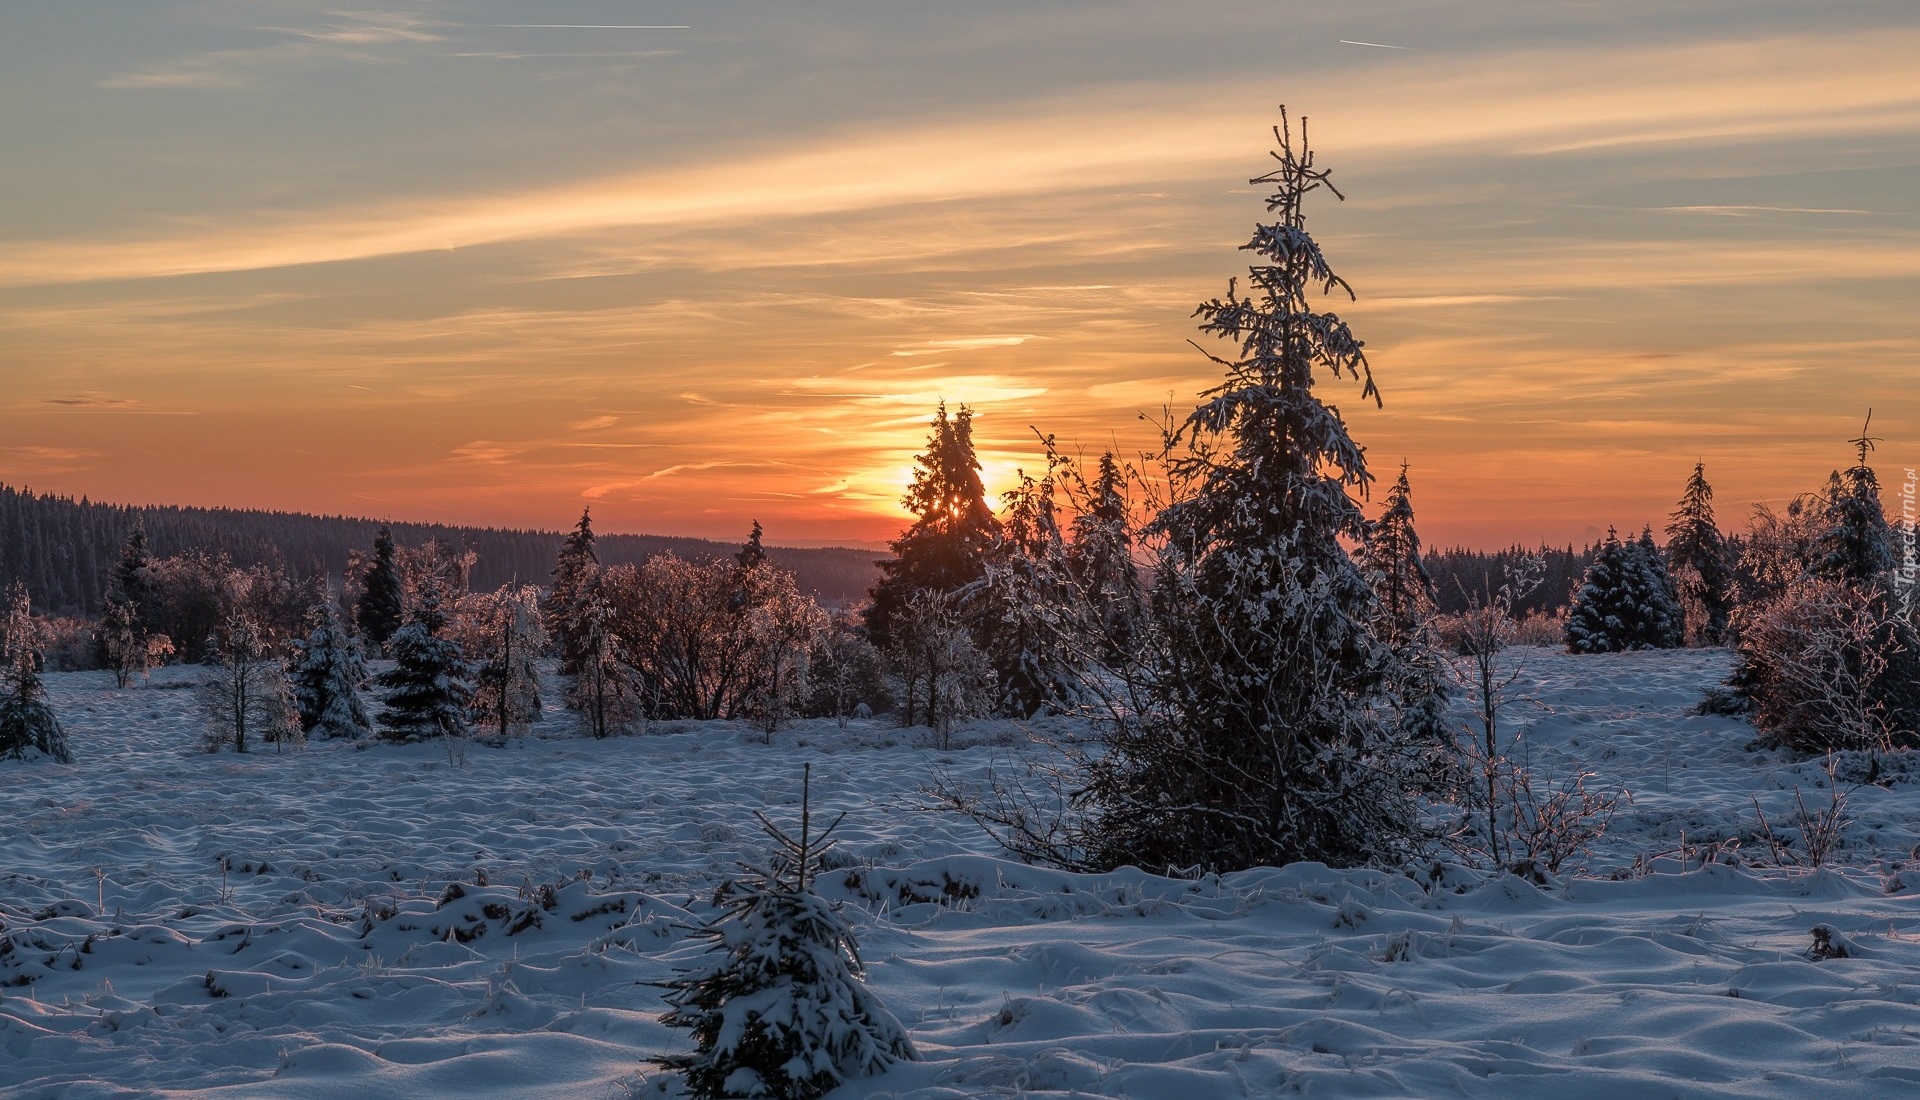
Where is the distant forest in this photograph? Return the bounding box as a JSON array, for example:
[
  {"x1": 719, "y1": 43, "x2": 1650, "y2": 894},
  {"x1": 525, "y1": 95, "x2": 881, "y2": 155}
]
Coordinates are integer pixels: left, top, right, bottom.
[
  {"x1": 0, "y1": 483, "x2": 883, "y2": 615},
  {"x1": 1425, "y1": 544, "x2": 1601, "y2": 616}
]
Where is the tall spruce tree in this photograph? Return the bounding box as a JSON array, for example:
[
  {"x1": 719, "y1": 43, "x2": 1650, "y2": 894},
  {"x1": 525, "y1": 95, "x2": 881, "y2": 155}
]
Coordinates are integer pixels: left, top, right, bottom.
[
  {"x1": 1360, "y1": 463, "x2": 1435, "y2": 647},
  {"x1": 1816, "y1": 416, "x2": 1896, "y2": 587},
  {"x1": 736, "y1": 520, "x2": 767, "y2": 571},
  {"x1": 1632, "y1": 527, "x2": 1686, "y2": 648},
  {"x1": 101, "y1": 522, "x2": 163, "y2": 686},
  {"x1": 292, "y1": 602, "x2": 372, "y2": 741},
  {"x1": 356, "y1": 526, "x2": 404, "y2": 650},
  {"x1": 548, "y1": 508, "x2": 600, "y2": 676},
  {"x1": 1076, "y1": 109, "x2": 1419, "y2": 872},
  {"x1": 1359, "y1": 465, "x2": 1449, "y2": 753},
  {"x1": 863, "y1": 403, "x2": 1000, "y2": 650},
  {"x1": 976, "y1": 459, "x2": 1083, "y2": 718},
  {"x1": 376, "y1": 592, "x2": 474, "y2": 744},
  {"x1": 1066, "y1": 451, "x2": 1143, "y2": 660},
  {"x1": 0, "y1": 583, "x2": 70, "y2": 763},
  {"x1": 1664, "y1": 462, "x2": 1734, "y2": 645},
  {"x1": 104, "y1": 521, "x2": 159, "y2": 625}
]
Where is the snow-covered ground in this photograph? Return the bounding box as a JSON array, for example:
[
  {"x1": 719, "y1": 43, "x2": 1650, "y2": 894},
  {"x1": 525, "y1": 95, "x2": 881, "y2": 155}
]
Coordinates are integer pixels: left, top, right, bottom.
[{"x1": 7, "y1": 649, "x2": 1920, "y2": 1098}]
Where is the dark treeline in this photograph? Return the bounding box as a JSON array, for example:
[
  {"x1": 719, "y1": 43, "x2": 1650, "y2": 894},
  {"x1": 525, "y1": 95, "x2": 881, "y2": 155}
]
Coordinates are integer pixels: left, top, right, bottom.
[
  {"x1": 0, "y1": 483, "x2": 880, "y2": 615},
  {"x1": 1424, "y1": 544, "x2": 1599, "y2": 616}
]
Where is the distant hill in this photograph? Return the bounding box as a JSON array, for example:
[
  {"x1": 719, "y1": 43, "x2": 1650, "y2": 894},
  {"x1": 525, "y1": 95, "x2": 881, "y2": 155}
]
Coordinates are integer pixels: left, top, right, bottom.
[{"x1": 0, "y1": 483, "x2": 884, "y2": 615}]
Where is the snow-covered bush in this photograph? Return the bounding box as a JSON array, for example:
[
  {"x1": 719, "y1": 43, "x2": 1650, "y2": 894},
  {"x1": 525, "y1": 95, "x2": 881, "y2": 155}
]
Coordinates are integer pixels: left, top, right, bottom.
[
  {"x1": 1736, "y1": 579, "x2": 1916, "y2": 753},
  {"x1": 201, "y1": 613, "x2": 300, "y2": 754},
  {"x1": 0, "y1": 583, "x2": 71, "y2": 763},
  {"x1": 1727, "y1": 431, "x2": 1920, "y2": 753},
  {"x1": 657, "y1": 767, "x2": 917, "y2": 1098},
  {"x1": 456, "y1": 583, "x2": 546, "y2": 742},
  {"x1": 883, "y1": 590, "x2": 993, "y2": 748}
]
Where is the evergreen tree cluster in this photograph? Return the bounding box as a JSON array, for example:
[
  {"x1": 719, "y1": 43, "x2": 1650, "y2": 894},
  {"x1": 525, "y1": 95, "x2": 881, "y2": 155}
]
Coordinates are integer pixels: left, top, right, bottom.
[
  {"x1": 1424, "y1": 544, "x2": 1594, "y2": 617},
  {"x1": 1730, "y1": 417, "x2": 1920, "y2": 752},
  {"x1": 1564, "y1": 528, "x2": 1685, "y2": 653}
]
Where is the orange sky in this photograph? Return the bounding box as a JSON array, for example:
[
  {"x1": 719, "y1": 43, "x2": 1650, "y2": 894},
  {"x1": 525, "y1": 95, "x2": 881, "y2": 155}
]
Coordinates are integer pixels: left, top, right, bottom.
[{"x1": 2, "y1": 4, "x2": 1916, "y2": 549}]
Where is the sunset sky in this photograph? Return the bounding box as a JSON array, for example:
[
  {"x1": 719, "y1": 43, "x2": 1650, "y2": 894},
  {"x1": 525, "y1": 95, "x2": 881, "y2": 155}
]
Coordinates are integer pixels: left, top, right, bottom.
[{"x1": 2, "y1": 1, "x2": 1915, "y2": 549}]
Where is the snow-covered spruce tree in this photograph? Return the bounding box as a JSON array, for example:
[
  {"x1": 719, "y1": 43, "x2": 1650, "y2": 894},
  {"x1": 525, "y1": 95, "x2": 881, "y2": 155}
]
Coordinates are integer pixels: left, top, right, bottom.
[
  {"x1": 0, "y1": 583, "x2": 71, "y2": 763},
  {"x1": 1359, "y1": 464, "x2": 1450, "y2": 756},
  {"x1": 548, "y1": 508, "x2": 600, "y2": 677},
  {"x1": 201, "y1": 613, "x2": 301, "y2": 754},
  {"x1": 863, "y1": 402, "x2": 1000, "y2": 651},
  {"x1": 973, "y1": 454, "x2": 1086, "y2": 718},
  {"x1": 292, "y1": 601, "x2": 372, "y2": 741},
  {"x1": 1360, "y1": 463, "x2": 1436, "y2": 648},
  {"x1": 1065, "y1": 450, "x2": 1144, "y2": 661},
  {"x1": 1815, "y1": 416, "x2": 1897, "y2": 586},
  {"x1": 737, "y1": 519, "x2": 768, "y2": 572},
  {"x1": 1564, "y1": 528, "x2": 1683, "y2": 652},
  {"x1": 355, "y1": 525, "x2": 405, "y2": 652},
  {"x1": 1630, "y1": 528, "x2": 1687, "y2": 648},
  {"x1": 1664, "y1": 461, "x2": 1734, "y2": 646},
  {"x1": 657, "y1": 765, "x2": 917, "y2": 1099},
  {"x1": 1074, "y1": 109, "x2": 1422, "y2": 872},
  {"x1": 376, "y1": 592, "x2": 474, "y2": 746}
]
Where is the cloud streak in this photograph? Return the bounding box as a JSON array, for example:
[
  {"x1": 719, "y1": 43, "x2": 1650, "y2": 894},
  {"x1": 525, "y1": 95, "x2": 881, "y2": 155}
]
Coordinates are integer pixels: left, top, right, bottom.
[{"x1": 36, "y1": 26, "x2": 1920, "y2": 289}]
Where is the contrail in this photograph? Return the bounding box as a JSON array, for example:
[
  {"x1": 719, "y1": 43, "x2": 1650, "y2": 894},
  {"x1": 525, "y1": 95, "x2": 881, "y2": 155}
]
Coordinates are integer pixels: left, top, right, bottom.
[
  {"x1": 486, "y1": 24, "x2": 690, "y2": 29},
  {"x1": 1339, "y1": 39, "x2": 1413, "y2": 50}
]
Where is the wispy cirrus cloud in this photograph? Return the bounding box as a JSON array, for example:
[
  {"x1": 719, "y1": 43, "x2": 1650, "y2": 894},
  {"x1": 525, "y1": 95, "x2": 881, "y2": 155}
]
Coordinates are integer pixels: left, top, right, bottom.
[
  {"x1": 101, "y1": 11, "x2": 440, "y2": 90},
  {"x1": 42, "y1": 25, "x2": 1920, "y2": 287}
]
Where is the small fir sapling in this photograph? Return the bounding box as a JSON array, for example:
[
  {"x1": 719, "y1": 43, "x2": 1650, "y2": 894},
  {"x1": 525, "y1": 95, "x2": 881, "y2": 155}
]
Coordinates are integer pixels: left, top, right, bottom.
[
  {"x1": 0, "y1": 583, "x2": 71, "y2": 763},
  {"x1": 657, "y1": 764, "x2": 917, "y2": 1099},
  {"x1": 292, "y1": 602, "x2": 372, "y2": 740}
]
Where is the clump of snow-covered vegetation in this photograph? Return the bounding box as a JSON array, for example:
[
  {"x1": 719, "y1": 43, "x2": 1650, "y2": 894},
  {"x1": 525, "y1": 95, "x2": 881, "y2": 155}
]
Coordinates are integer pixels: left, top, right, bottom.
[{"x1": 6, "y1": 109, "x2": 1920, "y2": 1098}]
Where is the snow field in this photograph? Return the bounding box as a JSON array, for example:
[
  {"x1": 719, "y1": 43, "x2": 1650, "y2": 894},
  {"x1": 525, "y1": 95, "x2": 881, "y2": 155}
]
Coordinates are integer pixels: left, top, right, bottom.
[{"x1": 5, "y1": 651, "x2": 1920, "y2": 1098}]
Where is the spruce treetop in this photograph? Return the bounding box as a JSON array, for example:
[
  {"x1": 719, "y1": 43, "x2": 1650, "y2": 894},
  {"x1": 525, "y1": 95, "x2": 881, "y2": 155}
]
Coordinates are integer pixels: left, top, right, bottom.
[{"x1": 864, "y1": 402, "x2": 1001, "y2": 647}]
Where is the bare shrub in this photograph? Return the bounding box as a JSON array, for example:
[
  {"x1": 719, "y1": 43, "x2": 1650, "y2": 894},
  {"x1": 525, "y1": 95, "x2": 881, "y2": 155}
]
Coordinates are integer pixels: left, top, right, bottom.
[
  {"x1": 1751, "y1": 761, "x2": 1852, "y2": 868},
  {"x1": 1738, "y1": 579, "x2": 1907, "y2": 753}
]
